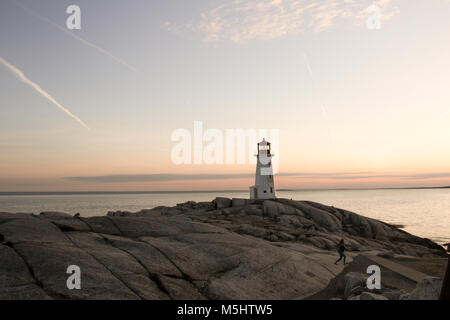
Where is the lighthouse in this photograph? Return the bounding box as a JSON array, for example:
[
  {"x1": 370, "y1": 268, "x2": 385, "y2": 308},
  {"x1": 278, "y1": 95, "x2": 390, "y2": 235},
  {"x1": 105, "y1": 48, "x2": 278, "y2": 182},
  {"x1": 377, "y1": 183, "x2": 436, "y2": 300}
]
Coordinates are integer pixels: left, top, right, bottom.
[{"x1": 250, "y1": 138, "x2": 276, "y2": 199}]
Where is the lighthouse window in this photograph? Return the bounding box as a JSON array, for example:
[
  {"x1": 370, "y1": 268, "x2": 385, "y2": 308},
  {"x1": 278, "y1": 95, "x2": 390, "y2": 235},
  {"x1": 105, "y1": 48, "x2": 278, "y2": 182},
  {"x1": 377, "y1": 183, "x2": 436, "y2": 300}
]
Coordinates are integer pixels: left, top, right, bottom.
[{"x1": 264, "y1": 190, "x2": 267, "y2": 193}]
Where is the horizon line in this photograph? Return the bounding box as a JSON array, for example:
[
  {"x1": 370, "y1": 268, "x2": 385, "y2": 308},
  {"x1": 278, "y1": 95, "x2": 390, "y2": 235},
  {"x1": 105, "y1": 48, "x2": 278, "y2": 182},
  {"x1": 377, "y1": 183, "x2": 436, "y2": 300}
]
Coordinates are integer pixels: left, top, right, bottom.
[
  {"x1": 63, "y1": 171, "x2": 450, "y2": 183},
  {"x1": 1, "y1": 185, "x2": 449, "y2": 196}
]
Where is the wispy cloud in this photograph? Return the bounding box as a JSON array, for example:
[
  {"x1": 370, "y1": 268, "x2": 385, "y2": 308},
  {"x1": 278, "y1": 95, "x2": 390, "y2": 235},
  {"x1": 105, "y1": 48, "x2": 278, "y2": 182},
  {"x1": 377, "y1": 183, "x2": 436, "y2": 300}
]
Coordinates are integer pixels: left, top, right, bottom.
[
  {"x1": 166, "y1": 0, "x2": 399, "y2": 43},
  {"x1": 64, "y1": 171, "x2": 450, "y2": 183},
  {"x1": 65, "y1": 173, "x2": 254, "y2": 183},
  {"x1": 0, "y1": 56, "x2": 91, "y2": 130},
  {"x1": 12, "y1": 0, "x2": 141, "y2": 74}
]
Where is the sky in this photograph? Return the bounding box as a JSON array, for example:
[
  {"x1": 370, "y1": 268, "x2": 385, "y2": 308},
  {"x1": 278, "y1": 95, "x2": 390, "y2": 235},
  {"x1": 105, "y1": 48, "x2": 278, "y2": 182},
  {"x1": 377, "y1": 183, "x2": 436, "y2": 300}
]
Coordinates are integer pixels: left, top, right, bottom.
[{"x1": 1, "y1": 0, "x2": 450, "y2": 192}]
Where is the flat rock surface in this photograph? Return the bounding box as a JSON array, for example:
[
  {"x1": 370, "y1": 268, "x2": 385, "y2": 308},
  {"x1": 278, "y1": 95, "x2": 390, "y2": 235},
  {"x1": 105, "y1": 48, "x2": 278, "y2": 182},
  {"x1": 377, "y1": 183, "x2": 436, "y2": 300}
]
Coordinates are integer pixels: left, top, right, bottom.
[{"x1": 0, "y1": 198, "x2": 446, "y2": 300}]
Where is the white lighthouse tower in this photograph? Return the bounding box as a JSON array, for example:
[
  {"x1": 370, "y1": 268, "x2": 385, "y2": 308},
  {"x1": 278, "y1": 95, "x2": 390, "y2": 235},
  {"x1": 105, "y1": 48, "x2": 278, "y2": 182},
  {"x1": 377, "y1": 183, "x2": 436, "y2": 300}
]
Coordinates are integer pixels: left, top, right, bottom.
[{"x1": 250, "y1": 138, "x2": 276, "y2": 199}]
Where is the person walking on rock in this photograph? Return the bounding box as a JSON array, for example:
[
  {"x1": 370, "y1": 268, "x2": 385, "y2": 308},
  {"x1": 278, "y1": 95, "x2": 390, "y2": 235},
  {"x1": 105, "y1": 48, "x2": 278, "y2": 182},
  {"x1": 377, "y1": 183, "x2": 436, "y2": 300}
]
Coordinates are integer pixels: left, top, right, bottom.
[{"x1": 334, "y1": 239, "x2": 347, "y2": 265}]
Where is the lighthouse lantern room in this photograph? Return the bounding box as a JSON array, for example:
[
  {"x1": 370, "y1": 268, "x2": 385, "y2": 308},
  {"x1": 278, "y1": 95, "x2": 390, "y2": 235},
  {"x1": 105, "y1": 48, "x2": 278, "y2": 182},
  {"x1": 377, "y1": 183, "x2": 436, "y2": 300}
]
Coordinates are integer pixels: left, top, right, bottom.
[{"x1": 249, "y1": 138, "x2": 276, "y2": 199}]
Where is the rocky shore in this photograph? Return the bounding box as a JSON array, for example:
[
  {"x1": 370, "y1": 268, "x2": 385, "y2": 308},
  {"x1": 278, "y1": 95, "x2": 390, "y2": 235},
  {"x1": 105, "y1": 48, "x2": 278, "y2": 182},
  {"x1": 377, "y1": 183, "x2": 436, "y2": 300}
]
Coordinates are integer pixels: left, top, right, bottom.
[{"x1": 0, "y1": 197, "x2": 447, "y2": 300}]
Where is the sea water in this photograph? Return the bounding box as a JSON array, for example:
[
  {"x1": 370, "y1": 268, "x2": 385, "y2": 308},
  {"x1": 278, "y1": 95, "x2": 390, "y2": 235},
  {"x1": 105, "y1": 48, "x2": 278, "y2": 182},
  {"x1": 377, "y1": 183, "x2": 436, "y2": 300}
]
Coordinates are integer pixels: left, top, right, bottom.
[{"x1": 1, "y1": 188, "x2": 448, "y2": 245}]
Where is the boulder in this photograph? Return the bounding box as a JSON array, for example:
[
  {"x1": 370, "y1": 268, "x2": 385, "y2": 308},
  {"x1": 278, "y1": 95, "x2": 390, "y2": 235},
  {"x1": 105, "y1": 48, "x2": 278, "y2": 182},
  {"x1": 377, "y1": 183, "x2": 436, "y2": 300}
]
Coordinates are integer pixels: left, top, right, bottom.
[
  {"x1": 109, "y1": 216, "x2": 224, "y2": 238},
  {"x1": 0, "y1": 212, "x2": 33, "y2": 223},
  {"x1": 275, "y1": 232, "x2": 296, "y2": 242},
  {"x1": 402, "y1": 277, "x2": 443, "y2": 300},
  {"x1": 82, "y1": 216, "x2": 122, "y2": 235},
  {"x1": 158, "y1": 276, "x2": 205, "y2": 299},
  {"x1": 51, "y1": 219, "x2": 92, "y2": 232},
  {"x1": 347, "y1": 285, "x2": 366, "y2": 298},
  {"x1": 377, "y1": 251, "x2": 395, "y2": 259},
  {"x1": 360, "y1": 292, "x2": 389, "y2": 300},
  {"x1": 265, "y1": 234, "x2": 279, "y2": 242},
  {"x1": 244, "y1": 205, "x2": 263, "y2": 216},
  {"x1": 107, "y1": 211, "x2": 136, "y2": 217},
  {"x1": 344, "y1": 272, "x2": 367, "y2": 298},
  {"x1": 0, "y1": 245, "x2": 42, "y2": 290},
  {"x1": 263, "y1": 201, "x2": 299, "y2": 218},
  {"x1": 279, "y1": 215, "x2": 306, "y2": 228},
  {"x1": 284, "y1": 201, "x2": 341, "y2": 231},
  {"x1": 0, "y1": 219, "x2": 72, "y2": 245},
  {"x1": 262, "y1": 201, "x2": 280, "y2": 218},
  {"x1": 381, "y1": 289, "x2": 406, "y2": 300},
  {"x1": 231, "y1": 198, "x2": 247, "y2": 207},
  {"x1": 221, "y1": 207, "x2": 244, "y2": 215},
  {"x1": 39, "y1": 212, "x2": 72, "y2": 219},
  {"x1": 14, "y1": 242, "x2": 140, "y2": 299},
  {"x1": 234, "y1": 224, "x2": 268, "y2": 238},
  {"x1": 213, "y1": 197, "x2": 232, "y2": 209}
]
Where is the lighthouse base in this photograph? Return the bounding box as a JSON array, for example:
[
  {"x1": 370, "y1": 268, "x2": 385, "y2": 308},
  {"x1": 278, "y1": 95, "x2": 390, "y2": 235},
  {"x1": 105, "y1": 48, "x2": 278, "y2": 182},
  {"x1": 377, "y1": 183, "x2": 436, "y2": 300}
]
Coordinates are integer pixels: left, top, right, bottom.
[{"x1": 250, "y1": 186, "x2": 276, "y2": 200}]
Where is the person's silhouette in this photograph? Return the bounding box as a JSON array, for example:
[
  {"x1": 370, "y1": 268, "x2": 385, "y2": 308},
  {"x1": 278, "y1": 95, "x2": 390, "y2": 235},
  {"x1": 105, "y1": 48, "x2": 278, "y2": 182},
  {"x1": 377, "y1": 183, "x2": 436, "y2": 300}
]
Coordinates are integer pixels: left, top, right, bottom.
[{"x1": 334, "y1": 239, "x2": 347, "y2": 265}]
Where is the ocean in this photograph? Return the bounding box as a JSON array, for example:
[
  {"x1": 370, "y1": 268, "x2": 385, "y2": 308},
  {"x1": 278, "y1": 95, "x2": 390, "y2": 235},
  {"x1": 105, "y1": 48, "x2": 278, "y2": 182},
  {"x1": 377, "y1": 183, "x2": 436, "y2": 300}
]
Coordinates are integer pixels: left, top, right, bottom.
[{"x1": 0, "y1": 188, "x2": 449, "y2": 245}]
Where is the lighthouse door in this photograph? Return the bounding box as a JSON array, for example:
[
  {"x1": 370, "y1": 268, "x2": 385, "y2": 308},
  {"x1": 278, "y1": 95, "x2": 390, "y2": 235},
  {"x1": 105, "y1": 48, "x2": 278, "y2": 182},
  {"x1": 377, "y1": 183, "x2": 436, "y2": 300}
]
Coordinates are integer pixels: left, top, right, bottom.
[{"x1": 253, "y1": 187, "x2": 258, "y2": 199}]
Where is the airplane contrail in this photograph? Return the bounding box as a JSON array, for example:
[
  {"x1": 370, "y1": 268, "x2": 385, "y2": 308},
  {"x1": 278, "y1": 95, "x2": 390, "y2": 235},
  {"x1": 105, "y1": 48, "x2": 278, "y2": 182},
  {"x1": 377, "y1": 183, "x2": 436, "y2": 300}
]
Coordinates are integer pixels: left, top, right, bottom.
[
  {"x1": 11, "y1": 0, "x2": 141, "y2": 74},
  {"x1": 0, "y1": 56, "x2": 91, "y2": 131},
  {"x1": 303, "y1": 53, "x2": 313, "y2": 76},
  {"x1": 303, "y1": 53, "x2": 334, "y2": 144}
]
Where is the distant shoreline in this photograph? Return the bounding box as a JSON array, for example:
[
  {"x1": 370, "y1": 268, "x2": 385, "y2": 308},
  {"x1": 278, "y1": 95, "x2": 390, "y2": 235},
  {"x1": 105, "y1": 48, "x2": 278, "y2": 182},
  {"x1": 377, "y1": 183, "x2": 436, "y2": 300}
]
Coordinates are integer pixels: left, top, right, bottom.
[{"x1": 1, "y1": 186, "x2": 449, "y2": 196}]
